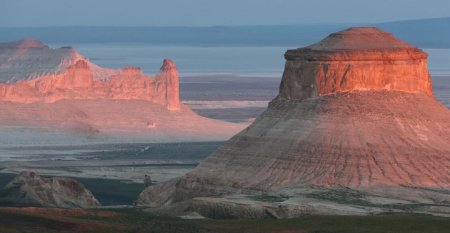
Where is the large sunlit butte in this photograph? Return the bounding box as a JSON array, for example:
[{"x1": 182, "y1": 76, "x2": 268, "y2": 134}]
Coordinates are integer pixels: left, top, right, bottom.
[{"x1": 138, "y1": 27, "x2": 450, "y2": 218}]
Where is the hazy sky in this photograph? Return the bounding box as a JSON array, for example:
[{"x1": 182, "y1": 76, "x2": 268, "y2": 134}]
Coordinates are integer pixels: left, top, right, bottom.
[{"x1": 1, "y1": 0, "x2": 450, "y2": 27}]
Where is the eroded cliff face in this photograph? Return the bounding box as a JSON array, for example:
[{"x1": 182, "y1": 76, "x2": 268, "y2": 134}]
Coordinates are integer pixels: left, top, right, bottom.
[
  {"x1": 160, "y1": 27, "x2": 450, "y2": 209},
  {"x1": 155, "y1": 59, "x2": 181, "y2": 111},
  {"x1": 0, "y1": 40, "x2": 246, "y2": 142},
  {"x1": 279, "y1": 27, "x2": 432, "y2": 100},
  {"x1": 0, "y1": 40, "x2": 180, "y2": 110}
]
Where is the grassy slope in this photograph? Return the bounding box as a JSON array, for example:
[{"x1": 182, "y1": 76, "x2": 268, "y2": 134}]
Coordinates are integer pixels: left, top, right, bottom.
[{"x1": 0, "y1": 207, "x2": 449, "y2": 233}]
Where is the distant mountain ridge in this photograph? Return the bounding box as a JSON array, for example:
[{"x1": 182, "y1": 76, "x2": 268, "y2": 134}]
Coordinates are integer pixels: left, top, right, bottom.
[
  {"x1": 0, "y1": 25, "x2": 344, "y2": 46},
  {"x1": 0, "y1": 17, "x2": 448, "y2": 47},
  {"x1": 374, "y1": 17, "x2": 450, "y2": 48}
]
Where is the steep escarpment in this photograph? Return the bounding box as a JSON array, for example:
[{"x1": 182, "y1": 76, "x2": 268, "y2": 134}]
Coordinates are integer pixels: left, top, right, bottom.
[
  {"x1": 280, "y1": 27, "x2": 432, "y2": 100},
  {"x1": 0, "y1": 40, "x2": 245, "y2": 142},
  {"x1": 1, "y1": 171, "x2": 100, "y2": 208},
  {"x1": 0, "y1": 40, "x2": 180, "y2": 110},
  {"x1": 138, "y1": 28, "x2": 450, "y2": 216}
]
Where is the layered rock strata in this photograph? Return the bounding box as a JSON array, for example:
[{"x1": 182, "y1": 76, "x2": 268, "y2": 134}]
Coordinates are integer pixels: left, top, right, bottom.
[
  {"x1": 0, "y1": 40, "x2": 245, "y2": 141},
  {"x1": 0, "y1": 39, "x2": 180, "y2": 110},
  {"x1": 280, "y1": 27, "x2": 432, "y2": 100},
  {"x1": 138, "y1": 28, "x2": 450, "y2": 216},
  {"x1": 2, "y1": 171, "x2": 100, "y2": 208}
]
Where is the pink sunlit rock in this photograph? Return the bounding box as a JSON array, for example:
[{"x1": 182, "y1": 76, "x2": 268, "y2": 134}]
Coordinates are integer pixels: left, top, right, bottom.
[
  {"x1": 0, "y1": 40, "x2": 246, "y2": 142},
  {"x1": 0, "y1": 40, "x2": 180, "y2": 110}
]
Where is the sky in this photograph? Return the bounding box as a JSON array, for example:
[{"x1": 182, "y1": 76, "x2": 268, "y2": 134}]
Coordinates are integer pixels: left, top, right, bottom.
[{"x1": 1, "y1": 0, "x2": 450, "y2": 27}]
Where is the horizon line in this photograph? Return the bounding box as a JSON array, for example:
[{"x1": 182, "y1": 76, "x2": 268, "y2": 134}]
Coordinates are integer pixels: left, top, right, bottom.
[{"x1": 0, "y1": 16, "x2": 448, "y2": 29}]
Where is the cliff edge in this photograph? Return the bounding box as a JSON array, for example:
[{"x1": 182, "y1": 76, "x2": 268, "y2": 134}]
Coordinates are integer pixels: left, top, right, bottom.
[
  {"x1": 0, "y1": 40, "x2": 246, "y2": 143},
  {"x1": 0, "y1": 40, "x2": 180, "y2": 110}
]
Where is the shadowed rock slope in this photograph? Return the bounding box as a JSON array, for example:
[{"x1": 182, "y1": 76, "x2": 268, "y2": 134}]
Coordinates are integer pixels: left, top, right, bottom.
[{"x1": 1, "y1": 171, "x2": 100, "y2": 208}]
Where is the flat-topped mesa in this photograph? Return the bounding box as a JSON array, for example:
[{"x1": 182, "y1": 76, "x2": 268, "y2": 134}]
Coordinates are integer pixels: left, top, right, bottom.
[
  {"x1": 0, "y1": 40, "x2": 181, "y2": 110},
  {"x1": 280, "y1": 27, "x2": 432, "y2": 100}
]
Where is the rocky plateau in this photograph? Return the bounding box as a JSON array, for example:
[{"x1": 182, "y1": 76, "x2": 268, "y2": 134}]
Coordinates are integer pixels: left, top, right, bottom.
[{"x1": 0, "y1": 39, "x2": 245, "y2": 144}]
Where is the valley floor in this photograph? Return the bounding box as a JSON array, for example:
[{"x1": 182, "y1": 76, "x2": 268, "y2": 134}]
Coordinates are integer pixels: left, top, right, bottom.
[{"x1": 0, "y1": 142, "x2": 223, "y2": 206}]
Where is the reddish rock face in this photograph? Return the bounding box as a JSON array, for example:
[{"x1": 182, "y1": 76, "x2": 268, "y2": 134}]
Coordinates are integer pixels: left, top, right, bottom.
[
  {"x1": 280, "y1": 27, "x2": 432, "y2": 100},
  {"x1": 0, "y1": 40, "x2": 180, "y2": 110},
  {"x1": 155, "y1": 59, "x2": 181, "y2": 111},
  {"x1": 0, "y1": 40, "x2": 246, "y2": 141}
]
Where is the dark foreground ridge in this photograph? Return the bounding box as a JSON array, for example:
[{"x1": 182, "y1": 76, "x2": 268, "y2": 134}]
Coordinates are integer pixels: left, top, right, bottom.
[{"x1": 0, "y1": 207, "x2": 449, "y2": 233}]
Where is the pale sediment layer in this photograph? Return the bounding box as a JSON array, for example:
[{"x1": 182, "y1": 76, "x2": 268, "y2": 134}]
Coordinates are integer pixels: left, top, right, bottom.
[
  {"x1": 0, "y1": 99, "x2": 246, "y2": 144},
  {"x1": 177, "y1": 91, "x2": 450, "y2": 198}
]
